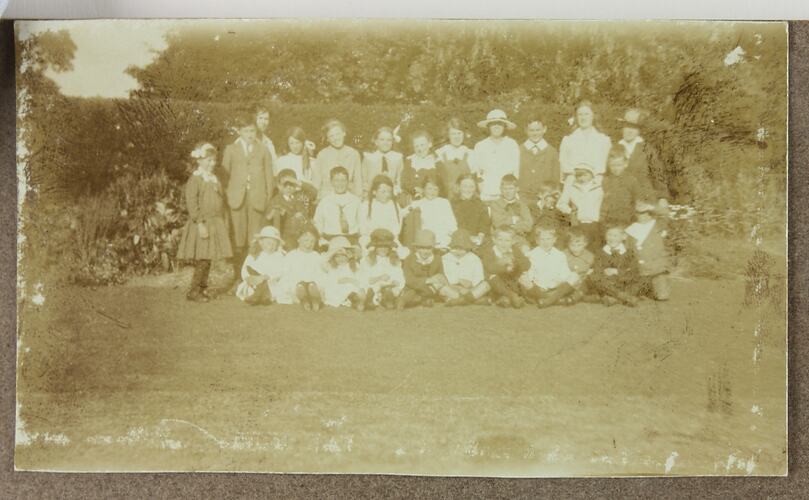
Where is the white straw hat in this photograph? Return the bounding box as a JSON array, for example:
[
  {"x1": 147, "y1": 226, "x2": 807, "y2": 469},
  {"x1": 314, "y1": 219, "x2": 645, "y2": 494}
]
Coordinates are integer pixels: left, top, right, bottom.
[{"x1": 477, "y1": 109, "x2": 517, "y2": 130}]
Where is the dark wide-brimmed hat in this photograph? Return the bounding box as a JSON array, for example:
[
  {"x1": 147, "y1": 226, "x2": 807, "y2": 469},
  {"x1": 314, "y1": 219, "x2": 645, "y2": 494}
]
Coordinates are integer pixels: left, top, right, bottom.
[
  {"x1": 449, "y1": 229, "x2": 475, "y2": 251},
  {"x1": 369, "y1": 228, "x2": 396, "y2": 249}
]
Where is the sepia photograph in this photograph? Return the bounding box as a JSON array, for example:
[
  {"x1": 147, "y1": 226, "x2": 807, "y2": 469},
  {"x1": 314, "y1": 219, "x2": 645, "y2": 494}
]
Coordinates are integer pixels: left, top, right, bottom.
[{"x1": 15, "y1": 19, "x2": 788, "y2": 476}]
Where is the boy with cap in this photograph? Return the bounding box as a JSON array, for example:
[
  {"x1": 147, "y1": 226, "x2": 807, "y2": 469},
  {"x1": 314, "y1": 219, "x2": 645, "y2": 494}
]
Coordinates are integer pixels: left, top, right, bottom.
[
  {"x1": 441, "y1": 229, "x2": 491, "y2": 306},
  {"x1": 479, "y1": 227, "x2": 531, "y2": 308},
  {"x1": 625, "y1": 197, "x2": 672, "y2": 301},
  {"x1": 618, "y1": 108, "x2": 669, "y2": 209},
  {"x1": 397, "y1": 229, "x2": 450, "y2": 310},
  {"x1": 556, "y1": 162, "x2": 604, "y2": 249}
]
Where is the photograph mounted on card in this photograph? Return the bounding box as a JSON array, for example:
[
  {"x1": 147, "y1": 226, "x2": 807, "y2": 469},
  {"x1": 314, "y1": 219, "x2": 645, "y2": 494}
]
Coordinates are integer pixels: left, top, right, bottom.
[{"x1": 15, "y1": 19, "x2": 787, "y2": 476}]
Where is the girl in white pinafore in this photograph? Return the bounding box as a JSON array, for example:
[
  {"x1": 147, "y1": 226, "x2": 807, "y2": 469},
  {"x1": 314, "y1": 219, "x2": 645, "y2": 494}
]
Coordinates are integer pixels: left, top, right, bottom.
[{"x1": 236, "y1": 226, "x2": 286, "y2": 305}]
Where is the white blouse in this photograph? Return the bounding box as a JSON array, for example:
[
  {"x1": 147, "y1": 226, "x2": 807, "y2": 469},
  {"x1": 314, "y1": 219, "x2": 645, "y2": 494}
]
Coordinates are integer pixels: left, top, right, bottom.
[
  {"x1": 274, "y1": 153, "x2": 316, "y2": 184},
  {"x1": 358, "y1": 199, "x2": 402, "y2": 238},
  {"x1": 559, "y1": 127, "x2": 612, "y2": 180},
  {"x1": 469, "y1": 136, "x2": 521, "y2": 201}
]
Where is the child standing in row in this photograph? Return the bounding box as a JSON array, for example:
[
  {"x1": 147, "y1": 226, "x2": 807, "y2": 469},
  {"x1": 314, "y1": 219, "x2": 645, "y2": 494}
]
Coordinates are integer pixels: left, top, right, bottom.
[
  {"x1": 281, "y1": 225, "x2": 324, "y2": 311},
  {"x1": 401, "y1": 130, "x2": 440, "y2": 200},
  {"x1": 451, "y1": 174, "x2": 491, "y2": 248},
  {"x1": 362, "y1": 127, "x2": 404, "y2": 198},
  {"x1": 236, "y1": 226, "x2": 286, "y2": 305},
  {"x1": 441, "y1": 230, "x2": 490, "y2": 306},
  {"x1": 471, "y1": 109, "x2": 521, "y2": 202},
  {"x1": 518, "y1": 117, "x2": 560, "y2": 207},
  {"x1": 360, "y1": 229, "x2": 405, "y2": 310},
  {"x1": 275, "y1": 127, "x2": 319, "y2": 202},
  {"x1": 177, "y1": 142, "x2": 233, "y2": 302},
  {"x1": 601, "y1": 146, "x2": 644, "y2": 227},
  {"x1": 313, "y1": 119, "x2": 363, "y2": 198},
  {"x1": 222, "y1": 115, "x2": 275, "y2": 286},
  {"x1": 435, "y1": 118, "x2": 472, "y2": 200}
]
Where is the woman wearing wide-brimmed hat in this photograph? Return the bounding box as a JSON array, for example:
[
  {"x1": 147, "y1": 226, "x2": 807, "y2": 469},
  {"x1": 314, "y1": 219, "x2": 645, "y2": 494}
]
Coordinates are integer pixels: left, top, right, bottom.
[
  {"x1": 617, "y1": 108, "x2": 669, "y2": 207},
  {"x1": 559, "y1": 100, "x2": 612, "y2": 183},
  {"x1": 469, "y1": 109, "x2": 521, "y2": 202}
]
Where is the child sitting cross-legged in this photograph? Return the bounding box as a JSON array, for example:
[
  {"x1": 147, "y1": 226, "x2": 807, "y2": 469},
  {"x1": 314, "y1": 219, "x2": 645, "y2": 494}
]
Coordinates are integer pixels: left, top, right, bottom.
[
  {"x1": 564, "y1": 228, "x2": 597, "y2": 303},
  {"x1": 521, "y1": 223, "x2": 580, "y2": 308},
  {"x1": 479, "y1": 227, "x2": 531, "y2": 308},
  {"x1": 397, "y1": 229, "x2": 450, "y2": 310},
  {"x1": 359, "y1": 229, "x2": 405, "y2": 310},
  {"x1": 236, "y1": 226, "x2": 286, "y2": 306},
  {"x1": 320, "y1": 236, "x2": 367, "y2": 311},
  {"x1": 279, "y1": 225, "x2": 324, "y2": 311},
  {"x1": 266, "y1": 168, "x2": 313, "y2": 250},
  {"x1": 441, "y1": 229, "x2": 491, "y2": 306},
  {"x1": 590, "y1": 225, "x2": 641, "y2": 307}
]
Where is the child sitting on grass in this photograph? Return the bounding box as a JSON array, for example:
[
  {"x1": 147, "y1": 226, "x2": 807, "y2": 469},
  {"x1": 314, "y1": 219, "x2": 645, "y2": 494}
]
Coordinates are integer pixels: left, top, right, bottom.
[
  {"x1": 601, "y1": 146, "x2": 644, "y2": 227},
  {"x1": 236, "y1": 226, "x2": 286, "y2": 306},
  {"x1": 479, "y1": 227, "x2": 531, "y2": 308},
  {"x1": 625, "y1": 197, "x2": 672, "y2": 301},
  {"x1": 489, "y1": 174, "x2": 534, "y2": 249},
  {"x1": 522, "y1": 224, "x2": 579, "y2": 308},
  {"x1": 398, "y1": 229, "x2": 450, "y2": 310},
  {"x1": 320, "y1": 236, "x2": 367, "y2": 311},
  {"x1": 266, "y1": 169, "x2": 312, "y2": 250},
  {"x1": 590, "y1": 225, "x2": 640, "y2": 307},
  {"x1": 359, "y1": 229, "x2": 405, "y2": 310},
  {"x1": 441, "y1": 229, "x2": 491, "y2": 306},
  {"x1": 280, "y1": 225, "x2": 324, "y2": 311},
  {"x1": 563, "y1": 229, "x2": 596, "y2": 303},
  {"x1": 176, "y1": 142, "x2": 233, "y2": 303}
]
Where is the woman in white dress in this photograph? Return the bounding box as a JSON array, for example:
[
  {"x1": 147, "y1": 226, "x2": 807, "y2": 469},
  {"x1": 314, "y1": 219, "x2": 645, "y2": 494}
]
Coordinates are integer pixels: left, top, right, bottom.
[
  {"x1": 559, "y1": 100, "x2": 612, "y2": 184},
  {"x1": 469, "y1": 109, "x2": 521, "y2": 202}
]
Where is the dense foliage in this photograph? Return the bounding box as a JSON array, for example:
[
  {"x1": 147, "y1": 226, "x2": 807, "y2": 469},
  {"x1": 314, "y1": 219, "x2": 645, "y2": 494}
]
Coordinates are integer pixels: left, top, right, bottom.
[{"x1": 17, "y1": 21, "x2": 788, "y2": 285}]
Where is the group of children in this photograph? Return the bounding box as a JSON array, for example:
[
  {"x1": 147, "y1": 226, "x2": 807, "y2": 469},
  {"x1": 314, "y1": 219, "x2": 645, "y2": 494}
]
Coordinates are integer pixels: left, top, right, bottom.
[{"x1": 175, "y1": 103, "x2": 672, "y2": 310}]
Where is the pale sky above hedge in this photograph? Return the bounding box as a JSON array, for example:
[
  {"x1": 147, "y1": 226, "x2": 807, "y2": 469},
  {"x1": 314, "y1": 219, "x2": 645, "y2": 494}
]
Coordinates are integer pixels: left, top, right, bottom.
[{"x1": 19, "y1": 20, "x2": 171, "y2": 98}]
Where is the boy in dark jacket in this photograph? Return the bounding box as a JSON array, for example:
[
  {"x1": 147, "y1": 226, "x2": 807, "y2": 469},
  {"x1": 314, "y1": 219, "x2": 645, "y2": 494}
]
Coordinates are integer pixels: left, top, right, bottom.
[
  {"x1": 479, "y1": 227, "x2": 531, "y2": 308},
  {"x1": 397, "y1": 229, "x2": 449, "y2": 310},
  {"x1": 590, "y1": 225, "x2": 641, "y2": 306},
  {"x1": 601, "y1": 147, "x2": 644, "y2": 227},
  {"x1": 266, "y1": 169, "x2": 312, "y2": 250}
]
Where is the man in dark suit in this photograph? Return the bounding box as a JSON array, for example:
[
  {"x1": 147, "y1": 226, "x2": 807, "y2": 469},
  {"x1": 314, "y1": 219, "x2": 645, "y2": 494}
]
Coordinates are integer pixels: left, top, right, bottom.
[{"x1": 222, "y1": 116, "x2": 274, "y2": 283}]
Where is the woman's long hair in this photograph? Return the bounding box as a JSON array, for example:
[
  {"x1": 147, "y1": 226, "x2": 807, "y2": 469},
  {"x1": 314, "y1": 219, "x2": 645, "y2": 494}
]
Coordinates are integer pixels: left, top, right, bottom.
[{"x1": 285, "y1": 126, "x2": 311, "y2": 179}]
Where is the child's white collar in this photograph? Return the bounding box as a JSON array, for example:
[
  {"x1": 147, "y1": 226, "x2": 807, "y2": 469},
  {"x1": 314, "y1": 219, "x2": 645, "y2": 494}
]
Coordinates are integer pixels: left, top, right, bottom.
[
  {"x1": 408, "y1": 154, "x2": 437, "y2": 170},
  {"x1": 523, "y1": 139, "x2": 548, "y2": 151},
  {"x1": 193, "y1": 168, "x2": 219, "y2": 184},
  {"x1": 602, "y1": 243, "x2": 627, "y2": 255}
]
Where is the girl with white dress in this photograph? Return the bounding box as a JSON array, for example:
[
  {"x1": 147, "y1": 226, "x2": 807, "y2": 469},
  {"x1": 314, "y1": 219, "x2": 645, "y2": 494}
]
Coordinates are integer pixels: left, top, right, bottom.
[
  {"x1": 236, "y1": 226, "x2": 286, "y2": 305},
  {"x1": 358, "y1": 229, "x2": 405, "y2": 309},
  {"x1": 412, "y1": 172, "x2": 458, "y2": 250}
]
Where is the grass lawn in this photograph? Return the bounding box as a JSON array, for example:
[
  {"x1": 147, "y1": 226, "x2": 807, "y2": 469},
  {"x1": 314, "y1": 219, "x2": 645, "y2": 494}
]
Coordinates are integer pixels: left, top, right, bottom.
[{"x1": 14, "y1": 268, "x2": 787, "y2": 476}]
